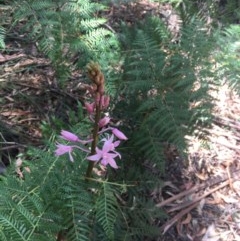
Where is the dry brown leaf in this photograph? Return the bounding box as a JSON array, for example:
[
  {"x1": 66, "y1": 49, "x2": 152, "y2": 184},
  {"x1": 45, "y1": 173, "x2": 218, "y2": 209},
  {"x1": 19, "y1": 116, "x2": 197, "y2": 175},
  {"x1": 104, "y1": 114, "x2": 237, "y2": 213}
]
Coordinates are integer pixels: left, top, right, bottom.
[
  {"x1": 176, "y1": 220, "x2": 184, "y2": 237},
  {"x1": 181, "y1": 213, "x2": 192, "y2": 225},
  {"x1": 195, "y1": 172, "x2": 208, "y2": 180},
  {"x1": 196, "y1": 227, "x2": 206, "y2": 237},
  {"x1": 211, "y1": 191, "x2": 223, "y2": 204}
]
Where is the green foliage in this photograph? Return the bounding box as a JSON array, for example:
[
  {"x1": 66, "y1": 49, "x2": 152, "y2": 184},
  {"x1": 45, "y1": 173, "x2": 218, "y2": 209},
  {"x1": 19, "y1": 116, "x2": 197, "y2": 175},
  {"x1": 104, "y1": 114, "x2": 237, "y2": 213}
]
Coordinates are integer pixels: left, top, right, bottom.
[
  {"x1": 12, "y1": 0, "x2": 120, "y2": 85},
  {"x1": 181, "y1": 0, "x2": 240, "y2": 25},
  {"x1": 116, "y1": 15, "x2": 216, "y2": 174},
  {"x1": 2, "y1": 1, "x2": 240, "y2": 240},
  {"x1": 0, "y1": 156, "x2": 60, "y2": 240},
  {"x1": 216, "y1": 0, "x2": 240, "y2": 24},
  {"x1": 0, "y1": 144, "x2": 107, "y2": 240},
  {"x1": 0, "y1": 25, "x2": 5, "y2": 49},
  {"x1": 0, "y1": 137, "x2": 164, "y2": 241},
  {"x1": 95, "y1": 182, "x2": 118, "y2": 240},
  {"x1": 215, "y1": 24, "x2": 240, "y2": 93}
]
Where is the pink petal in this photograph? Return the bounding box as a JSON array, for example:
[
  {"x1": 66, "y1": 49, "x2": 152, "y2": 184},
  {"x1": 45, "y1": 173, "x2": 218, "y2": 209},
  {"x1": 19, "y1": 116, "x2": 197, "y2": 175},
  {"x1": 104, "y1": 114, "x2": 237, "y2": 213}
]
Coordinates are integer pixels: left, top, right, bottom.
[
  {"x1": 104, "y1": 154, "x2": 119, "y2": 169},
  {"x1": 99, "y1": 116, "x2": 110, "y2": 128},
  {"x1": 101, "y1": 158, "x2": 108, "y2": 166},
  {"x1": 87, "y1": 155, "x2": 100, "y2": 161},
  {"x1": 55, "y1": 144, "x2": 72, "y2": 156},
  {"x1": 60, "y1": 130, "x2": 80, "y2": 142},
  {"x1": 114, "y1": 140, "x2": 120, "y2": 148},
  {"x1": 102, "y1": 135, "x2": 114, "y2": 152},
  {"x1": 113, "y1": 150, "x2": 121, "y2": 159},
  {"x1": 112, "y1": 128, "x2": 128, "y2": 140},
  {"x1": 87, "y1": 149, "x2": 102, "y2": 161},
  {"x1": 100, "y1": 153, "x2": 118, "y2": 168},
  {"x1": 108, "y1": 159, "x2": 118, "y2": 169}
]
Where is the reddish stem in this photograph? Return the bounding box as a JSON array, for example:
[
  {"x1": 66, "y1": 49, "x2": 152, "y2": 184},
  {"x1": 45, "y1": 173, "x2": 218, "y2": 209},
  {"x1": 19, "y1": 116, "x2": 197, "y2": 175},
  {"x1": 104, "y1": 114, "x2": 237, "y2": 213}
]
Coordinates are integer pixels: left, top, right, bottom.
[{"x1": 85, "y1": 96, "x2": 102, "y2": 179}]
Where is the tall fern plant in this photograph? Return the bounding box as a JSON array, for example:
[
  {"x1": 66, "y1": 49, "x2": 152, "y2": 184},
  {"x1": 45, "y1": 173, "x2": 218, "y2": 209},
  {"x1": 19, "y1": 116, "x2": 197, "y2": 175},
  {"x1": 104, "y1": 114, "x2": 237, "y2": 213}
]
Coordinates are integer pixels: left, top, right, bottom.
[
  {"x1": 215, "y1": 24, "x2": 240, "y2": 94},
  {"x1": 0, "y1": 25, "x2": 5, "y2": 49},
  {"x1": 117, "y1": 15, "x2": 217, "y2": 173}
]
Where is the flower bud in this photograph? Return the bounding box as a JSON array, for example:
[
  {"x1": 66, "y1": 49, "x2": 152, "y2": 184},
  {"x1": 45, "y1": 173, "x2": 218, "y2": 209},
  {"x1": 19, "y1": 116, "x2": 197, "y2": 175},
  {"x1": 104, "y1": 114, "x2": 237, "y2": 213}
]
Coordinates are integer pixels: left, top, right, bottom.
[
  {"x1": 60, "y1": 130, "x2": 80, "y2": 142},
  {"x1": 99, "y1": 116, "x2": 110, "y2": 128},
  {"x1": 112, "y1": 128, "x2": 128, "y2": 140},
  {"x1": 85, "y1": 102, "x2": 95, "y2": 115},
  {"x1": 101, "y1": 95, "x2": 110, "y2": 109}
]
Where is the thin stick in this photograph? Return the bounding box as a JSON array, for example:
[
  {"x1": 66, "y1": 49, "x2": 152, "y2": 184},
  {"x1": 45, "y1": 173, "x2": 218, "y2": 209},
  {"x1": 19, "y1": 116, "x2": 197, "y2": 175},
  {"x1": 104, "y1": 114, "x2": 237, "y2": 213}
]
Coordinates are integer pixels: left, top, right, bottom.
[
  {"x1": 161, "y1": 178, "x2": 233, "y2": 234},
  {"x1": 156, "y1": 169, "x2": 240, "y2": 208}
]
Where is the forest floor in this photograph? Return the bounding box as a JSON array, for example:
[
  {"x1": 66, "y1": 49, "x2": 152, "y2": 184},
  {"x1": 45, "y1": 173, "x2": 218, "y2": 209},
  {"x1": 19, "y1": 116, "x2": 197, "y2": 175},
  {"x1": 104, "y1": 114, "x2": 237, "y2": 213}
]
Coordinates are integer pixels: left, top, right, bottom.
[{"x1": 1, "y1": 1, "x2": 240, "y2": 241}]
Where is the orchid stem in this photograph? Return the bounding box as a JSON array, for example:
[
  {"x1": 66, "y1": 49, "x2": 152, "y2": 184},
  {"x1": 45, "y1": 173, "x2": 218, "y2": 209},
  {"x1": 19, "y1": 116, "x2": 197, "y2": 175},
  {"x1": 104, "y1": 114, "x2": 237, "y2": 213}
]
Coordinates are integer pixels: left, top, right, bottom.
[{"x1": 85, "y1": 102, "x2": 101, "y2": 179}]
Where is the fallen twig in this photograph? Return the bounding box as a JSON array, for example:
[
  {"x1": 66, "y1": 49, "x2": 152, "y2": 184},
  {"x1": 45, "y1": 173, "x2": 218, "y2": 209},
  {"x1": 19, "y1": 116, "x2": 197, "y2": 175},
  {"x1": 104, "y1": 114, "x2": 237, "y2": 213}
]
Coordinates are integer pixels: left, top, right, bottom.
[
  {"x1": 156, "y1": 169, "x2": 240, "y2": 208},
  {"x1": 160, "y1": 178, "x2": 235, "y2": 234},
  {"x1": 0, "y1": 53, "x2": 26, "y2": 63},
  {"x1": 161, "y1": 202, "x2": 199, "y2": 234},
  {"x1": 167, "y1": 178, "x2": 232, "y2": 213}
]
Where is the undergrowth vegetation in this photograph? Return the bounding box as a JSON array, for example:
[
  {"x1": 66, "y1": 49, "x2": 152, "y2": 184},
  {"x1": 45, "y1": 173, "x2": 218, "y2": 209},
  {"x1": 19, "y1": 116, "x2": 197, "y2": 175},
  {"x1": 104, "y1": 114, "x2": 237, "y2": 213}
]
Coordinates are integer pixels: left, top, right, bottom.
[
  {"x1": 0, "y1": 0, "x2": 240, "y2": 240},
  {"x1": 11, "y1": 0, "x2": 120, "y2": 84}
]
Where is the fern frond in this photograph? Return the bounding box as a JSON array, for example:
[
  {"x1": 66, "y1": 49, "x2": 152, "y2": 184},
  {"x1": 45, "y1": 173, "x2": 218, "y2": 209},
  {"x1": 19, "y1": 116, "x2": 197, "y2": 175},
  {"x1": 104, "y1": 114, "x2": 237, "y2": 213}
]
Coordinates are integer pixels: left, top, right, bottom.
[
  {"x1": 95, "y1": 182, "x2": 118, "y2": 240},
  {"x1": 0, "y1": 175, "x2": 57, "y2": 241},
  {"x1": 58, "y1": 171, "x2": 97, "y2": 241},
  {"x1": 118, "y1": 15, "x2": 216, "y2": 172},
  {"x1": 80, "y1": 18, "x2": 106, "y2": 31},
  {"x1": 216, "y1": 24, "x2": 240, "y2": 94},
  {"x1": 12, "y1": 0, "x2": 118, "y2": 86},
  {"x1": 0, "y1": 25, "x2": 6, "y2": 49}
]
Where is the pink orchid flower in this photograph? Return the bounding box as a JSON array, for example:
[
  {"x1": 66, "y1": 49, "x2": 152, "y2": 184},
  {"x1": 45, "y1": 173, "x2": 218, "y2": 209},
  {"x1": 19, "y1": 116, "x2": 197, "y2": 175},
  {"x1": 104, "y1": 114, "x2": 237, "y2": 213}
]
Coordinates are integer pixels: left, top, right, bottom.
[
  {"x1": 55, "y1": 144, "x2": 74, "y2": 162},
  {"x1": 87, "y1": 135, "x2": 121, "y2": 169}
]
